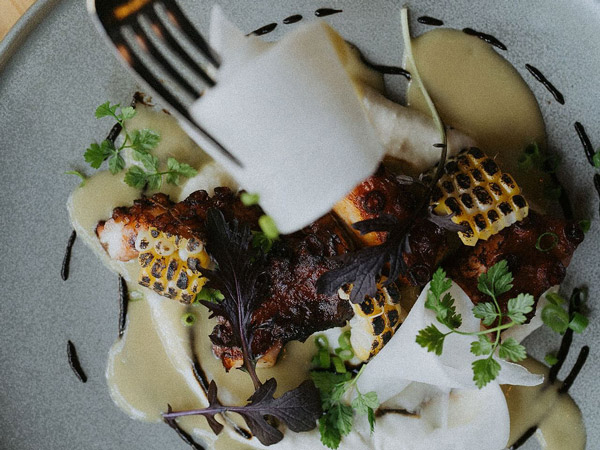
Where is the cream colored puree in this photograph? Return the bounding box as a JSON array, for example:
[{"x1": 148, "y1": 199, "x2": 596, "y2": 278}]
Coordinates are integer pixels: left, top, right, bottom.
[{"x1": 69, "y1": 28, "x2": 584, "y2": 450}]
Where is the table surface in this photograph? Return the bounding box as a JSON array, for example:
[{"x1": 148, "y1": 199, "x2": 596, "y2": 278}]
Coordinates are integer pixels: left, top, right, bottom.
[{"x1": 0, "y1": 0, "x2": 37, "y2": 40}]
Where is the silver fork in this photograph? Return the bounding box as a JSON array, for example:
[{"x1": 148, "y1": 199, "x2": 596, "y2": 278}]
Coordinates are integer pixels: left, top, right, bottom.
[{"x1": 87, "y1": 0, "x2": 242, "y2": 167}]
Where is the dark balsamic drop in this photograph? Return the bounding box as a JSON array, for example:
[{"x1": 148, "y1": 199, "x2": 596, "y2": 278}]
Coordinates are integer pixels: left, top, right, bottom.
[
  {"x1": 574, "y1": 122, "x2": 596, "y2": 166},
  {"x1": 315, "y1": 8, "x2": 343, "y2": 17},
  {"x1": 251, "y1": 22, "x2": 277, "y2": 36},
  {"x1": 67, "y1": 340, "x2": 87, "y2": 383},
  {"x1": 462, "y1": 27, "x2": 507, "y2": 51},
  {"x1": 525, "y1": 64, "x2": 565, "y2": 105},
  {"x1": 61, "y1": 230, "x2": 77, "y2": 281},
  {"x1": 417, "y1": 16, "x2": 444, "y2": 26},
  {"x1": 283, "y1": 14, "x2": 303, "y2": 24}
]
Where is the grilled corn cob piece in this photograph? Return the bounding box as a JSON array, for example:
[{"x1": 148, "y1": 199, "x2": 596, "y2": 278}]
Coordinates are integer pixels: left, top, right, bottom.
[
  {"x1": 339, "y1": 277, "x2": 405, "y2": 361},
  {"x1": 135, "y1": 228, "x2": 211, "y2": 303},
  {"x1": 426, "y1": 147, "x2": 529, "y2": 246}
]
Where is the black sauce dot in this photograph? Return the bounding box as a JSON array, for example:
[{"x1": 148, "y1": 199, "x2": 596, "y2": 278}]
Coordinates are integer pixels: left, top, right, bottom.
[
  {"x1": 461, "y1": 193, "x2": 474, "y2": 209},
  {"x1": 381, "y1": 330, "x2": 393, "y2": 344},
  {"x1": 489, "y1": 183, "x2": 503, "y2": 197},
  {"x1": 445, "y1": 197, "x2": 462, "y2": 215},
  {"x1": 474, "y1": 214, "x2": 487, "y2": 231},
  {"x1": 473, "y1": 186, "x2": 493, "y2": 204},
  {"x1": 471, "y1": 169, "x2": 483, "y2": 182},
  {"x1": 388, "y1": 310, "x2": 400, "y2": 328},
  {"x1": 512, "y1": 195, "x2": 527, "y2": 208},
  {"x1": 456, "y1": 174, "x2": 471, "y2": 189},
  {"x1": 482, "y1": 159, "x2": 499, "y2": 176},
  {"x1": 501, "y1": 174, "x2": 516, "y2": 189},
  {"x1": 361, "y1": 298, "x2": 375, "y2": 315},
  {"x1": 372, "y1": 316, "x2": 386, "y2": 335},
  {"x1": 445, "y1": 161, "x2": 459, "y2": 174},
  {"x1": 468, "y1": 147, "x2": 485, "y2": 159},
  {"x1": 499, "y1": 202, "x2": 513, "y2": 215},
  {"x1": 362, "y1": 190, "x2": 386, "y2": 214},
  {"x1": 442, "y1": 180, "x2": 455, "y2": 193},
  {"x1": 488, "y1": 210, "x2": 500, "y2": 223}
]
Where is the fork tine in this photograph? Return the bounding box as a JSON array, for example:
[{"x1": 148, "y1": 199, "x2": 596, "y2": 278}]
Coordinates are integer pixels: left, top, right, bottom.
[
  {"x1": 130, "y1": 20, "x2": 202, "y2": 98},
  {"x1": 159, "y1": 0, "x2": 220, "y2": 68},
  {"x1": 111, "y1": 31, "x2": 243, "y2": 167},
  {"x1": 144, "y1": 7, "x2": 216, "y2": 87}
]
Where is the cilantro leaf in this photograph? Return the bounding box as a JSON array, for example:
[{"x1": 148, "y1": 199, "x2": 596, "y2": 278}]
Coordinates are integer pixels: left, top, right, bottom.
[
  {"x1": 95, "y1": 101, "x2": 119, "y2": 119},
  {"x1": 438, "y1": 292, "x2": 462, "y2": 328},
  {"x1": 108, "y1": 153, "x2": 126, "y2": 174},
  {"x1": 506, "y1": 293, "x2": 535, "y2": 324},
  {"x1": 477, "y1": 260, "x2": 513, "y2": 298},
  {"x1": 131, "y1": 128, "x2": 160, "y2": 152},
  {"x1": 166, "y1": 157, "x2": 198, "y2": 185},
  {"x1": 470, "y1": 335, "x2": 493, "y2": 356},
  {"x1": 472, "y1": 357, "x2": 501, "y2": 388},
  {"x1": 319, "y1": 415, "x2": 342, "y2": 449},
  {"x1": 329, "y1": 404, "x2": 353, "y2": 437},
  {"x1": 498, "y1": 337, "x2": 526, "y2": 362},
  {"x1": 134, "y1": 151, "x2": 159, "y2": 172},
  {"x1": 472, "y1": 301, "x2": 498, "y2": 326},
  {"x1": 84, "y1": 140, "x2": 113, "y2": 168},
  {"x1": 351, "y1": 391, "x2": 379, "y2": 415},
  {"x1": 124, "y1": 166, "x2": 149, "y2": 189},
  {"x1": 120, "y1": 105, "x2": 136, "y2": 121},
  {"x1": 416, "y1": 324, "x2": 446, "y2": 356},
  {"x1": 541, "y1": 303, "x2": 570, "y2": 334},
  {"x1": 147, "y1": 173, "x2": 162, "y2": 191},
  {"x1": 430, "y1": 267, "x2": 452, "y2": 299}
]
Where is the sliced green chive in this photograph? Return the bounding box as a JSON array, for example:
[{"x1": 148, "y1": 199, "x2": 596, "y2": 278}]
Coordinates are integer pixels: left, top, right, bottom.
[
  {"x1": 338, "y1": 330, "x2": 352, "y2": 350},
  {"x1": 240, "y1": 192, "x2": 260, "y2": 206},
  {"x1": 318, "y1": 348, "x2": 330, "y2": 368},
  {"x1": 195, "y1": 287, "x2": 224, "y2": 304},
  {"x1": 517, "y1": 154, "x2": 533, "y2": 171},
  {"x1": 65, "y1": 170, "x2": 87, "y2": 186},
  {"x1": 332, "y1": 356, "x2": 346, "y2": 373},
  {"x1": 535, "y1": 232, "x2": 559, "y2": 252},
  {"x1": 578, "y1": 219, "x2": 591, "y2": 233},
  {"x1": 259, "y1": 215, "x2": 279, "y2": 240},
  {"x1": 181, "y1": 312, "x2": 197, "y2": 327},
  {"x1": 335, "y1": 348, "x2": 354, "y2": 361},
  {"x1": 544, "y1": 353, "x2": 559, "y2": 366},
  {"x1": 315, "y1": 334, "x2": 329, "y2": 350},
  {"x1": 545, "y1": 292, "x2": 565, "y2": 306},
  {"x1": 568, "y1": 312, "x2": 589, "y2": 334}
]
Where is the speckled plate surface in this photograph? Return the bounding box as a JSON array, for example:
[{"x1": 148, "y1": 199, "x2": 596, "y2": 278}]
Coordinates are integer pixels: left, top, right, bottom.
[{"x1": 1, "y1": 0, "x2": 599, "y2": 449}]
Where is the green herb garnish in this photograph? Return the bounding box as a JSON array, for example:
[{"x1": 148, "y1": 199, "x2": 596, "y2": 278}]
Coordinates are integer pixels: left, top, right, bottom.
[
  {"x1": 84, "y1": 101, "x2": 197, "y2": 189},
  {"x1": 416, "y1": 261, "x2": 534, "y2": 388},
  {"x1": 258, "y1": 215, "x2": 280, "y2": 240},
  {"x1": 194, "y1": 287, "x2": 224, "y2": 304},
  {"x1": 593, "y1": 150, "x2": 600, "y2": 168},
  {"x1": 181, "y1": 312, "x2": 197, "y2": 327},
  {"x1": 240, "y1": 192, "x2": 260, "y2": 206},
  {"x1": 311, "y1": 365, "x2": 379, "y2": 449},
  {"x1": 541, "y1": 290, "x2": 589, "y2": 335},
  {"x1": 535, "y1": 232, "x2": 559, "y2": 252}
]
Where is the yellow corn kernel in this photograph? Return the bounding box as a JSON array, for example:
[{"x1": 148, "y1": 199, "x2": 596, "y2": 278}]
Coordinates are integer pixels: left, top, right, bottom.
[
  {"x1": 136, "y1": 228, "x2": 211, "y2": 303},
  {"x1": 427, "y1": 147, "x2": 529, "y2": 246}
]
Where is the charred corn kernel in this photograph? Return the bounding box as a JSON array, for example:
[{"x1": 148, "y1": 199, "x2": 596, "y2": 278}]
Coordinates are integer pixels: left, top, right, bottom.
[
  {"x1": 339, "y1": 277, "x2": 404, "y2": 361},
  {"x1": 425, "y1": 147, "x2": 529, "y2": 246},
  {"x1": 136, "y1": 228, "x2": 211, "y2": 303}
]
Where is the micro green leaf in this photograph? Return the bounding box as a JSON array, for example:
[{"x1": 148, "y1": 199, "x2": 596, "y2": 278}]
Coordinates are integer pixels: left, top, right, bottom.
[
  {"x1": 545, "y1": 292, "x2": 565, "y2": 306},
  {"x1": 472, "y1": 357, "x2": 501, "y2": 389},
  {"x1": 477, "y1": 260, "x2": 513, "y2": 298},
  {"x1": 133, "y1": 151, "x2": 159, "y2": 172},
  {"x1": 108, "y1": 153, "x2": 126, "y2": 174},
  {"x1": 545, "y1": 353, "x2": 559, "y2": 366},
  {"x1": 541, "y1": 303, "x2": 570, "y2": 334},
  {"x1": 119, "y1": 106, "x2": 136, "y2": 121},
  {"x1": 131, "y1": 128, "x2": 160, "y2": 152},
  {"x1": 472, "y1": 302, "x2": 498, "y2": 326},
  {"x1": 147, "y1": 173, "x2": 162, "y2": 191},
  {"x1": 95, "y1": 101, "x2": 119, "y2": 119},
  {"x1": 84, "y1": 140, "x2": 114, "y2": 169},
  {"x1": 259, "y1": 215, "x2": 279, "y2": 240},
  {"x1": 241, "y1": 192, "x2": 260, "y2": 206},
  {"x1": 470, "y1": 335, "x2": 493, "y2": 356},
  {"x1": 506, "y1": 293, "x2": 535, "y2": 325},
  {"x1": 124, "y1": 166, "x2": 149, "y2": 189},
  {"x1": 498, "y1": 338, "x2": 527, "y2": 362},
  {"x1": 416, "y1": 324, "x2": 446, "y2": 356}
]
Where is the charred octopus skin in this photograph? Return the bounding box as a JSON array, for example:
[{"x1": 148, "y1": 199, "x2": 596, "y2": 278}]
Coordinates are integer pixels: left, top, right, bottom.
[{"x1": 446, "y1": 211, "x2": 584, "y2": 321}]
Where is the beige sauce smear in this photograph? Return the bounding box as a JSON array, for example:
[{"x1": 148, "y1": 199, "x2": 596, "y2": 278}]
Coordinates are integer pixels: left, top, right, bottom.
[
  {"x1": 503, "y1": 358, "x2": 586, "y2": 450},
  {"x1": 407, "y1": 29, "x2": 549, "y2": 207}
]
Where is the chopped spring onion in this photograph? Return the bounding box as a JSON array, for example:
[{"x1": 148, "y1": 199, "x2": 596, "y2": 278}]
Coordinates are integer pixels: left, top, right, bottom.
[
  {"x1": 332, "y1": 356, "x2": 347, "y2": 373},
  {"x1": 569, "y1": 312, "x2": 589, "y2": 334},
  {"x1": 338, "y1": 330, "x2": 352, "y2": 350},
  {"x1": 335, "y1": 348, "x2": 354, "y2": 361},
  {"x1": 181, "y1": 312, "x2": 197, "y2": 327},
  {"x1": 545, "y1": 292, "x2": 565, "y2": 306},
  {"x1": 535, "y1": 232, "x2": 559, "y2": 252},
  {"x1": 240, "y1": 192, "x2": 260, "y2": 206},
  {"x1": 259, "y1": 215, "x2": 279, "y2": 240},
  {"x1": 544, "y1": 353, "x2": 559, "y2": 366},
  {"x1": 315, "y1": 334, "x2": 329, "y2": 350}
]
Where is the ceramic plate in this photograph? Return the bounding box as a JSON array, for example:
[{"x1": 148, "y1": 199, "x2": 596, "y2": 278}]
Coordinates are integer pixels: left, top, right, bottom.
[{"x1": 1, "y1": 0, "x2": 598, "y2": 448}]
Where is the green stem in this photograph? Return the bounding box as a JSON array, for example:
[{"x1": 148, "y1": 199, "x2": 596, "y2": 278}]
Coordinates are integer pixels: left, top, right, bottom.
[{"x1": 452, "y1": 322, "x2": 515, "y2": 336}]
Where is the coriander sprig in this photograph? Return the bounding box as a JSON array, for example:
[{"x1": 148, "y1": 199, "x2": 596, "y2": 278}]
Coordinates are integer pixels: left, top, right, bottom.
[
  {"x1": 311, "y1": 365, "x2": 379, "y2": 449},
  {"x1": 84, "y1": 101, "x2": 197, "y2": 189},
  {"x1": 416, "y1": 261, "x2": 535, "y2": 388}
]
